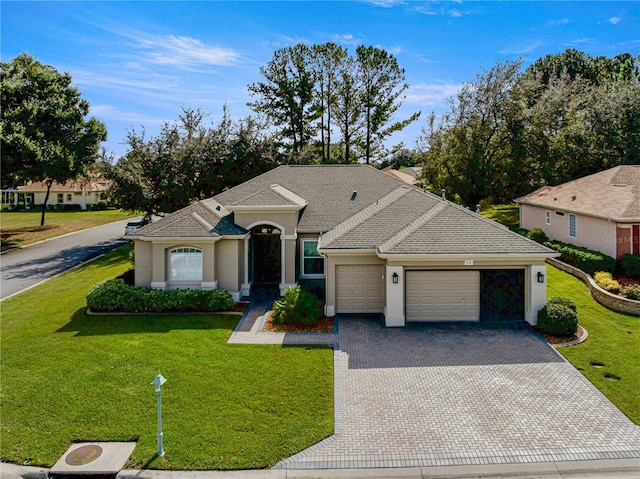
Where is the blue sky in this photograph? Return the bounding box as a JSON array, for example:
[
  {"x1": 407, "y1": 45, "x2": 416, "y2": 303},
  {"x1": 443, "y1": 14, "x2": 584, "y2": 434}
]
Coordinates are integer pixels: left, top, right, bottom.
[{"x1": 2, "y1": 1, "x2": 639, "y2": 159}]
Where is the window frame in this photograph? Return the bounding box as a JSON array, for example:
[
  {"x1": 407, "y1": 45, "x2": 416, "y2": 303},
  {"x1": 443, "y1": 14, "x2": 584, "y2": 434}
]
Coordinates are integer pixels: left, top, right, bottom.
[
  {"x1": 569, "y1": 214, "x2": 577, "y2": 238},
  {"x1": 169, "y1": 247, "x2": 203, "y2": 282},
  {"x1": 545, "y1": 210, "x2": 551, "y2": 225},
  {"x1": 300, "y1": 239, "x2": 325, "y2": 278},
  {"x1": 57, "y1": 193, "x2": 64, "y2": 204}
]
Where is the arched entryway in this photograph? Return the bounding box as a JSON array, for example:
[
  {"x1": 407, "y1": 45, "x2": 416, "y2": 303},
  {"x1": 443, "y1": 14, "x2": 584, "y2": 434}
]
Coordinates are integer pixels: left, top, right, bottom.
[{"x1": 250, "y1": 225, "x2": 281, "y2": 284}]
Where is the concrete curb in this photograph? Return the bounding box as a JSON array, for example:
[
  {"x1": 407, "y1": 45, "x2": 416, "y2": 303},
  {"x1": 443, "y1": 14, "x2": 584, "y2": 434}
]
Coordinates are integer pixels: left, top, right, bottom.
[
  {"x1": 3, "y1": 458, "x2": 640, "y2": 479},
  {"x1": 551, "y1": 324, "x2": 589, "y2": 348}
]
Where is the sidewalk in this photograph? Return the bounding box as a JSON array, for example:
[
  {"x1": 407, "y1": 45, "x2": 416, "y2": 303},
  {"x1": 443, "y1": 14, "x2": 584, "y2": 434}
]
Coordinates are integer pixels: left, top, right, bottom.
[{"x1": 2, "y1": 458, "x2": 640, "y2": 479}]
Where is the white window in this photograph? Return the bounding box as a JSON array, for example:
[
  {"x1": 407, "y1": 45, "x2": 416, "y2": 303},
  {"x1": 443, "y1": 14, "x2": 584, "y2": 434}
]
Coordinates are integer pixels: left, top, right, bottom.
[
  {"x1": 170, "y1": 247, "x2": 203, "y2": 281},
  {"x1": 569, "y1": 214, "x2": 577, "y2": 238},
  {"x1": 301, "y1": 240, "x2": 324, "y2": 277},
  {"x1": 57, "y1": 193, "x2": 64, "y2": 204},
  {"x1": 66, "y1": 193, "x2": 72, "y2": 202},
  {"x1": 545, "y1": 211, "x2": 551, "y2": 225}
]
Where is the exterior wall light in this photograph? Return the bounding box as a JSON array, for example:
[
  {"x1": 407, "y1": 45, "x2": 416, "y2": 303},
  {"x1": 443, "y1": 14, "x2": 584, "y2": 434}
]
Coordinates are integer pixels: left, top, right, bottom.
[
  {"x1": 537, "y1": 272, "x2": 545, "y2": 283},
  {"x1": 392, "y1": 272, "x2": 399, "y2": 284}
]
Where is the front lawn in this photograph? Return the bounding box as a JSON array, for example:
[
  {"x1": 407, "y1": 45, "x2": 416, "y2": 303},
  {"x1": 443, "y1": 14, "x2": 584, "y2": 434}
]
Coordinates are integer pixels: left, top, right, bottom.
[
  {"x1": 479, "y1": 204, "x2": 519, "y2": 229},
  {"x1": 0, "y1": 246, "x2": 334, "y2": 470},
  {"x1": 0, "y1": 210, "x2": 138, "y2": 251},
  {"x1": 548, "y1": 265, "x2": 640, "y2": 424}
]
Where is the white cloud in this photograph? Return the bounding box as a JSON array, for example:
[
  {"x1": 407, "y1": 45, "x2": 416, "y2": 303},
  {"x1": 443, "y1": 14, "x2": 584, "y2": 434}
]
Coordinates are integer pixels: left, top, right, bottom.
[
  {"x1": 499, "y1": 41, "x2": 543, "y2": 55},
  {"x1": 404, "y1": 82, "x2": 462, "y2": 107},
  {"x1": 131, "y1": 33, "x2": 240, "y2": 70},
  {"x1": 609, "y1": 16, "x2": 621, "y2": 25},
  {"x1": 546, "y1": 18, "x2": 570, "y2": 27},
  {"x1": 331, "y1": 33, "x2": 363, "y2": 46},
  {"x1": 89, "y1": 104, "x2": 166, "y2": 126},
  {"x1": 363, "y1": 0, "x2": 406, "y2": 8}
]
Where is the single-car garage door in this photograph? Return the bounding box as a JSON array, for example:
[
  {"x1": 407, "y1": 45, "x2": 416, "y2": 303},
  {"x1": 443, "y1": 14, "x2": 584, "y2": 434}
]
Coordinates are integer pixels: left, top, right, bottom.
[
  {"x1": 406, "y1": 270, "x2": 480, "y2": 322},
  {"x1": 336, "y1": 264, "x2": 384, "y2": 313}
]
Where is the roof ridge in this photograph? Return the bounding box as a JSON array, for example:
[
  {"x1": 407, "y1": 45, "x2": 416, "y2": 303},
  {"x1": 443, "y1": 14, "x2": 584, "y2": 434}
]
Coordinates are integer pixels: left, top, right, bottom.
[
  {"x1": 200, "y1": 198, "x2": 226, "y2": 218},
  {"x1": 191, "y1": 212, "x2": 214, "y2": 232},
  {"x1": 269, "y1": 184, "x2": 307, "y2": 206},
  {"x1": 321, "y1": 186, "x2": 412, "y2": 247},
  {"x1": 378, "y1": 201, "x2": 448, "y2": 253}
]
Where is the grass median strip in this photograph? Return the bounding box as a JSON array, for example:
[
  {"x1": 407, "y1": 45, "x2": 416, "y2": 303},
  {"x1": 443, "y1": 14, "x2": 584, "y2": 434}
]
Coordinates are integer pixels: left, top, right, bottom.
[
  {"x1": 548, "y1": 265, "x2": 639, "y2": 424},
  {"x1": 0, "y1": 246, "x2": 334, "y2": 470}
]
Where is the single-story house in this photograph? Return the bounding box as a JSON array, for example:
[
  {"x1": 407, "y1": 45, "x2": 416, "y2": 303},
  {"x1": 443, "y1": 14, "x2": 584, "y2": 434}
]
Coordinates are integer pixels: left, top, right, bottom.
[
  {"x1": 16, "y1": 179, "x2": 107, "y2": 210},
  {"x1": 128, "y1": 165, "x2": 557, "y2": 327},
  {"x1": 515, "y1": 165, "x2": 640, "y2": 260}
]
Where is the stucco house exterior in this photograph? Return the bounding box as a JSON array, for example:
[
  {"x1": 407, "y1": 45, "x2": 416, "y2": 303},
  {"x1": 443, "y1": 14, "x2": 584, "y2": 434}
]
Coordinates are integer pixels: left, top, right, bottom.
[
  {"x1": 16, "y1": 179, "x2": 107, "y2": 210},
  {"x1": 128, "y1": 165, "x2": 556, "y2": 327},
  {"x1": 515, "y1": 165, "x2": 640, "y2": 260}
]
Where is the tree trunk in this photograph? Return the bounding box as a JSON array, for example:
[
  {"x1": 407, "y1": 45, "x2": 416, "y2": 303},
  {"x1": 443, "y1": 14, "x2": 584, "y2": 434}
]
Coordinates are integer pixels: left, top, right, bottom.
[{"x1": 40, "y1": 179, "x2": 53, "y2": 226}]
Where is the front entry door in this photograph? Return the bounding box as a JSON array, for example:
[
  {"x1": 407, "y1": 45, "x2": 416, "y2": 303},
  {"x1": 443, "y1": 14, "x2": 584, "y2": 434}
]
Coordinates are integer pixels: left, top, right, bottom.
[{"x1": 252, "y1": 227, "x2": 281, "y2": 283}]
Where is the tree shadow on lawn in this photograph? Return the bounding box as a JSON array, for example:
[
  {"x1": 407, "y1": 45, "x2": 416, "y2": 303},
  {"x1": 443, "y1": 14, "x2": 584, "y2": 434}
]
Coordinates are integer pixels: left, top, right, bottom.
[{"x1": 57, "y1": 308, "x2": 240, "y2": 336}]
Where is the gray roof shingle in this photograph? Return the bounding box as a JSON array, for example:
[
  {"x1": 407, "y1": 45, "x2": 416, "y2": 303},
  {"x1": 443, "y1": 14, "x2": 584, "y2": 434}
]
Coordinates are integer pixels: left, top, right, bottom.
[
  {"x1": 131, "y1": 164, "x2": 555, "y2": 256},
  {"x1": 515, "y1": 165, "x2": 640, "y2": 221}
]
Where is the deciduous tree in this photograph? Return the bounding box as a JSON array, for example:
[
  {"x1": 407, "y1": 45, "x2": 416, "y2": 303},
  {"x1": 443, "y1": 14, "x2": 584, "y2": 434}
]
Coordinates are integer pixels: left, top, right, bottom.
[{"x1": 1, "y1": 53, "x2": 107, "y2": 225}]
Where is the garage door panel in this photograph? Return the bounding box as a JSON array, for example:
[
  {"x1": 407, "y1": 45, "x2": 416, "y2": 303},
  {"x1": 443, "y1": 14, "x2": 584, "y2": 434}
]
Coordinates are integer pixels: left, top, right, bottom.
[
  {"x1": 336, "y1": 265, "x2": 383, "y2": 313},
  {"x1": 406, "y1": 270, "x2": 480, "y2": 322}
]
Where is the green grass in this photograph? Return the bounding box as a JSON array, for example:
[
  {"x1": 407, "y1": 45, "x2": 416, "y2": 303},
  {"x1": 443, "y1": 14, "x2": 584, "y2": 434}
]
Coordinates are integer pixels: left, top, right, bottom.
[
  {"x1": 0, "y1": 210, "x2": 139, "y2": 251},
  {"x1": 0, "y1": 245, "x2": 334, "y2": 470},
  {"x1": 548, "y1": 265, "x2": 640, "y2": 424},
  {"x1": 480, "y1": 204, "x2": 520, "y2": 229}
]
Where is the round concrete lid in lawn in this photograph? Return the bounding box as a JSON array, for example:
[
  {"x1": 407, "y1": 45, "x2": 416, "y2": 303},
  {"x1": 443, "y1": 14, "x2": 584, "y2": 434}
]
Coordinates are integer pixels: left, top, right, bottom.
[{"x1": 65, "y1": 444, "x2": 103, "y2": 466}]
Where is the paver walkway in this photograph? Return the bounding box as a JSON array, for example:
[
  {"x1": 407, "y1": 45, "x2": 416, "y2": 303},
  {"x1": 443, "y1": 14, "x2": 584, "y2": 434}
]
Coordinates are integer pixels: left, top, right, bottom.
[{"x1": 230, "y1": 305, "x2": 640, "y2": 470}]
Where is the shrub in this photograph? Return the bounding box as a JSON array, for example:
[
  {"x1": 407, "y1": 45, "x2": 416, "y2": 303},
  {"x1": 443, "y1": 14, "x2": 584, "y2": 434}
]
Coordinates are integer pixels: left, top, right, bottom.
[
  {"x1": 623, "y1": 284, "x2": 640, "y2": 301},
  {"x1": 526, "y1": 228, "x2": 548, "y2": 244},
  {"x1": 593, "y1": 271, "x2": 621, "y2": 294},
  {"x1": 547, "y1": 296, "x2": 577, "y2": 313},
  {"x1": 272, "y1": 286, "x2": 322, "y2": 325},
  {"x1": 620, "y1": 254, "x2": 640, "y2": 279},
  {"x1": 544, "y1": 240, "x2": 615, "y2": 275},
  {"x1": 537, "y1": 300, "x2": 578, "y2": 337},
  {"x1": 86, "y1": 279, "x2": 235, "y2": 313}
]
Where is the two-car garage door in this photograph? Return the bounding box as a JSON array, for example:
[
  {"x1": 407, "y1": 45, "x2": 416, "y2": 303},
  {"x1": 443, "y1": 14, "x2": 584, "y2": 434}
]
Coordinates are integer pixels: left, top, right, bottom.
[{"x1": 406, "y1": 270, "x2": 480, "y2": 322}]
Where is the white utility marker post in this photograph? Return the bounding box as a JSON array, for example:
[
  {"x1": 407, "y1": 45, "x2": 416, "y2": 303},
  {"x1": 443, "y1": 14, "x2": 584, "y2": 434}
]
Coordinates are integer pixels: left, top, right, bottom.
[{"x1": 151, "y1": 372, "x2": 167, "y2": 457}]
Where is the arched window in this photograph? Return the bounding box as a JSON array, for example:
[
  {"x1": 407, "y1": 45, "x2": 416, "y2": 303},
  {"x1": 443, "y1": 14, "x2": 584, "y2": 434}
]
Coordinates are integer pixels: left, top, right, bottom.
[{"x1": 170, "y1": 247, "x2": 203, "y2": 281}]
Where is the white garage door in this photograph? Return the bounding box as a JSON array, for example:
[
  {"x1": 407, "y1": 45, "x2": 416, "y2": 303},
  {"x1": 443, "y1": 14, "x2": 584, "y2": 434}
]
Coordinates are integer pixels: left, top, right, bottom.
[
  {"x1": 406, "y1": 270, "x2": 480, "y2": 322},
  {"x1": 336, "y1": 265, "x2": 384, "y2": 313}
]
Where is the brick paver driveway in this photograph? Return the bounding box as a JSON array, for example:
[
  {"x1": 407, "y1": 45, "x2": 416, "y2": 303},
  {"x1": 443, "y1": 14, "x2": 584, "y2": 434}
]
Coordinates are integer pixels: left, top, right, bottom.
[{"x1": 276, "y1": 316, "x2": 640, "y2": 469}]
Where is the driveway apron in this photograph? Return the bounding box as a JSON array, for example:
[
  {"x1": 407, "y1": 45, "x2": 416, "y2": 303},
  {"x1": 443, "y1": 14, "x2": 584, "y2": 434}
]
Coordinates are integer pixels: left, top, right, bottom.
[{"x1": 274, "y1": 316, "x2": 640, "y2": 469}]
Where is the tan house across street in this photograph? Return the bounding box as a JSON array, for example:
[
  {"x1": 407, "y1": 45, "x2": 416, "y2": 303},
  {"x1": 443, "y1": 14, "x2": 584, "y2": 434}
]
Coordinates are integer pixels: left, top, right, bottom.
[
  {"x1": 128, "y1": 165, "x2": 557, "y2": 327},
  {"x1": 15, "y1": 178, "x2": 107, "y2": 210},
  {"x1": 515, "y1": 165, "x2": 640, "y2": 260}
]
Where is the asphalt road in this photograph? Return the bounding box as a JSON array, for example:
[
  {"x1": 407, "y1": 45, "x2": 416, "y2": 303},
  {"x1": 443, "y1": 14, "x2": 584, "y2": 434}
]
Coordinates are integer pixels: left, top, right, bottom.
[{"x1": 0, "y1": 218, "x2": 133, "y2": 300}]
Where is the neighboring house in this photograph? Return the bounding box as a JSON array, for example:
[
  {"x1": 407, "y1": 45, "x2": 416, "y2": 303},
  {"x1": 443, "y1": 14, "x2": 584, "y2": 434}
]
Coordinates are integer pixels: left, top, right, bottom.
[
  {"x1": 515, "y1": 165, "x2": 640, "y2": 260},
  {"x1": 381, "y1": 166, "x2": 423, "y2": 185},
  {"x1": 15, "y1": 179, "x2": 107, "y2": 210},
  {"x1": 128, "y1": 165, "x2": 556, "y2": 327}
]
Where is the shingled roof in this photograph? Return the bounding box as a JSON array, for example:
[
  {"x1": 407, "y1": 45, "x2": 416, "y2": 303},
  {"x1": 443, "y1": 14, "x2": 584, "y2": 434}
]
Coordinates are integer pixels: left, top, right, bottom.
[
  {"x1": 130, "y1": 164, "x2": 555, "y2": 257},
  {"x1": 515, "y1": 165, "x2": 640, "y2": 221}
]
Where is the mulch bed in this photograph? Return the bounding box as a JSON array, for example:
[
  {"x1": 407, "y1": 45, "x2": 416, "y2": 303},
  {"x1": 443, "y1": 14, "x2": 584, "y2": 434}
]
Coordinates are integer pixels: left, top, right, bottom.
[
  {"x1": 262, "y1": 311, "x2": 334, "y2": 333},
  {"x1": 537, "y1": 325, "x2": 585, "y2": 345},
  {"x1": 232, "y1": 302, "x2": 249, "y2": 313}
]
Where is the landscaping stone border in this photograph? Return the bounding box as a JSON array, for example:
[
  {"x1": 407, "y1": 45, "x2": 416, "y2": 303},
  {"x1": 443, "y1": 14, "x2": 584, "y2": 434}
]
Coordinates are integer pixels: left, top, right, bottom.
[
  {"x1": 551, "y1": 325, "x2": 588, "y2": 349},
  {"x1": 546, "y1": 258, "x2": 640, "y2": 316}
]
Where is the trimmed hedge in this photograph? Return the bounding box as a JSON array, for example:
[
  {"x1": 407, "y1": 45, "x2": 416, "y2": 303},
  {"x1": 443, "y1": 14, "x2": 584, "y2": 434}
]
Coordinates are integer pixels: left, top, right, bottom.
[
  {"x1": 86, "y1": 279, "x2": 235, "y2": 313},
  {"x1": 537, "y1": 296, "x2": 578, "y2": 337},
  {"x1": 620, "y1": 254, "x2": 640, "y2": 279},
  {"x1": 272, "y1": 286, "x2": 322, "y2": 325},
  {"x1": 544, "y1": 240, "x2": 615, "y2": 276}
]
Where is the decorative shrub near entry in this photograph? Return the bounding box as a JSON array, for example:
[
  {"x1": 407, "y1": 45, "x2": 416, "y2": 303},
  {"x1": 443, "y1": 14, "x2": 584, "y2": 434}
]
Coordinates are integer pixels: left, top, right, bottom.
[
  {"x1": 537, "y1": 296, "x2": 578, "y2": 337},
  {"x1": 272, "y1": 286, "x2": 322, "y2": 325},
  {"x1": 620, "y1": 254, "x2": 640, "y2": 279},
  {"x1": 86, "y1": 279, "x2": 235, "y2": 313},
  {"x1": 593, "y1": 272, "x2": 621, "y2": 294},
  {"x1": 544, "y1": 240, "x2": 615, "y2": 275}
]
